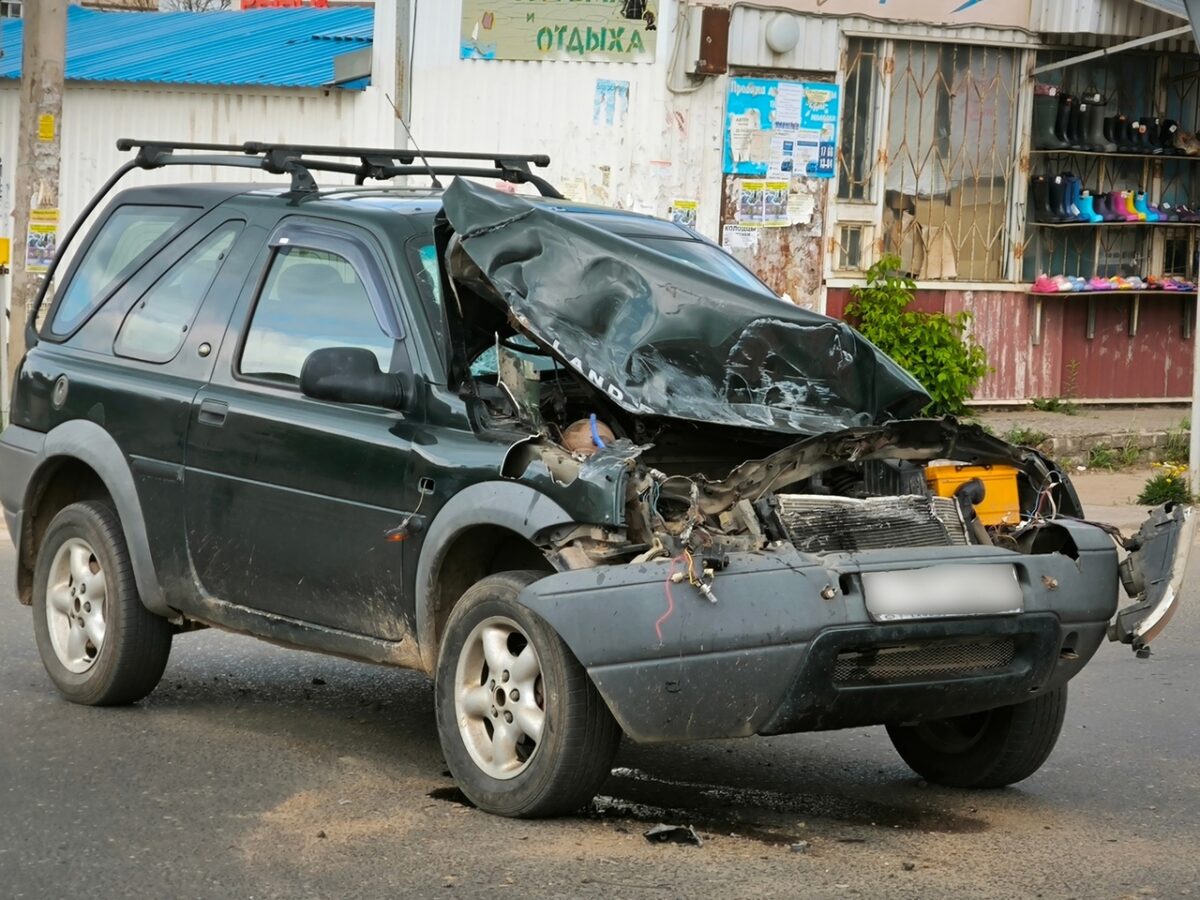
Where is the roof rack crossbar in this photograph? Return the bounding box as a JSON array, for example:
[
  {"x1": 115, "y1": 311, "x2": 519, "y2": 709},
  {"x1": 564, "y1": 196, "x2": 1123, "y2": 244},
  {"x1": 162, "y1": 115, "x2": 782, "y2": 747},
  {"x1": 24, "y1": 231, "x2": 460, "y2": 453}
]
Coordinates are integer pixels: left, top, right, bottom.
[{"x1": 116, "y1": 138, "x2": 561, "y2": 196}]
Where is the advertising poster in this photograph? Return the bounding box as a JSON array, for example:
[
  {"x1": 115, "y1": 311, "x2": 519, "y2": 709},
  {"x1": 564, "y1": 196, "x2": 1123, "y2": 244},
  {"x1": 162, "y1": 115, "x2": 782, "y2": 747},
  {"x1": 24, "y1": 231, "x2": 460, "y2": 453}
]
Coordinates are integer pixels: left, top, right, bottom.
[
  {"x1": 736, "y1": 180, "x2": 790, "y2": 228},
  {"x1": 26, "y1": 207, "x2": 58, "y2": 274},
  {"x1": 724, "y1": 78, "x2": 840, "y2": 179},
  {"x1": 461, "y1": 1, "x2": 659, "y2": 63},
  {"x1": 668, "y1": 198, "x2": 698, "y2": 228}
]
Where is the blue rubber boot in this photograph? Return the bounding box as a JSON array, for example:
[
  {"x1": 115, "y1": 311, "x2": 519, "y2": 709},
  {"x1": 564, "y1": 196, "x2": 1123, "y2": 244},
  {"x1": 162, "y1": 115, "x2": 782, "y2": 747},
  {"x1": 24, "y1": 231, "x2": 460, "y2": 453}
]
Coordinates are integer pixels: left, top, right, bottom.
[
  {"x1": 1076, "y1": 191, "x2": 1103, "y2": 223},
  {"x1": 1134, "y1": 192, "x2": 1160, "y2": 222}
]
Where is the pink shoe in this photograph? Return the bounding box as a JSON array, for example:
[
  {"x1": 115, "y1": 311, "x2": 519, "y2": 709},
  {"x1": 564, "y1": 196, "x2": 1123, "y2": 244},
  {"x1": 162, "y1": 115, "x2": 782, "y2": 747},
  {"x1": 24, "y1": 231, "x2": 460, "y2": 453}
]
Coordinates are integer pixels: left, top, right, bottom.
[
  {"x1": 1033, "y1": 274, "x2": 1058, "y2": 293},
  {"x1": 1087, "y1": 277, "x2": 1110, "y2": 291}
]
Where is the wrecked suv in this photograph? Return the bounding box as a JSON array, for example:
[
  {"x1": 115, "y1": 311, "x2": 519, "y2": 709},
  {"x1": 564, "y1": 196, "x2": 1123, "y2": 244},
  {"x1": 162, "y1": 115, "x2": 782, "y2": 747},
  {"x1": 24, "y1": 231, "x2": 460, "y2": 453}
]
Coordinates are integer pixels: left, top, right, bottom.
[{"x1": 1, "y1": 141, "x2": 1192, "y2": 818}]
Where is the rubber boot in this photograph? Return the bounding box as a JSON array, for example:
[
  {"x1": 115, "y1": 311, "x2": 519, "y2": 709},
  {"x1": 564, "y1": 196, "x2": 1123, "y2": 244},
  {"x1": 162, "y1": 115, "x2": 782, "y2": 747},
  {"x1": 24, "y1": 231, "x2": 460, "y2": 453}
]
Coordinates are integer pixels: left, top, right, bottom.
[
  {"x1": 1114, "y1": 116, "x2": 1134, "y2": 153},
  {"x1": 1124, "y1": 191, "x2": 1146, "y2": 221},
  {"x1": 1104, "y1": 115, "x2": 1118, "y2": 146},
  {"x1": 1086, "y1": 102, "x2": 1116, "y2": 152},
  {"x1": 1064, "y1": 174, "x2": 1083, "y2": 219},
  {"x1": 1111, "y1": 191, "x2": 1137, "y2": 221},
  {"x1": 1134, "y1": 192, "x2": 1158, "y2": 221},
  {"x1": 1161, "y1": 119, "x2": 1180, "y2": 155},
  {"x1": 1049, "y1": 177, "x2": 1071, "y2": 221},
  {"x1": 1031, "y1": 175, "x2": 1054, "y2": 221},
  {"x1": 1146, "y1": 117, "x2": 1163, "y2": 152},
  {"x1": 1054, "y1": 95, "x2": 1075, "y2": 147},
  {"x1": 1068, "y1": 102, "x2": 1086, "y2": 149},
  {"x1": 1032, "y1": 94, "x2": 1070, "y2": 150},
  {"x1": 1076, "y1": 191, "x2": 1103, "y2": 223},
  {"x1": 1094, "y1": 192, "x2": 1115, "y2": 221}
]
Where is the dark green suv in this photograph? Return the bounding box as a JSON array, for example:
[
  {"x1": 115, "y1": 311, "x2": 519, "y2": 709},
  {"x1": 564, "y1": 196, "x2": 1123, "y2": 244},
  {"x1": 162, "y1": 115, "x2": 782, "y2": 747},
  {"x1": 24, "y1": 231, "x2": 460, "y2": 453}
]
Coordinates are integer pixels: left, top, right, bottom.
[{"x1": 0, "y1": 141, "x2": 1191, "y2": 818}]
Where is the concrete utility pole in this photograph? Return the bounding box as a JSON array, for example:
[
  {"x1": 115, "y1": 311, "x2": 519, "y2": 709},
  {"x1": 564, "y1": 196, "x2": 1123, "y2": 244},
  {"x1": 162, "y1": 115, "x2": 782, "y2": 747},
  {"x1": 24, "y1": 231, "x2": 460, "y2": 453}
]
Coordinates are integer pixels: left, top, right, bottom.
[{"x1": 7, "y1": 1, "x2": 68, "y2": 402}]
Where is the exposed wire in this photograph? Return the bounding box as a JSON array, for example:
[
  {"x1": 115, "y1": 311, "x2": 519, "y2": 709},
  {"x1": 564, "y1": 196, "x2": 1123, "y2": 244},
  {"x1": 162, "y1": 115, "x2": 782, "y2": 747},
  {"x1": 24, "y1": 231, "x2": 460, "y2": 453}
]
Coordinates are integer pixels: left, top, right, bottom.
[{"x1": 654, "y1": 554, "x2": 687, "y2": 642}]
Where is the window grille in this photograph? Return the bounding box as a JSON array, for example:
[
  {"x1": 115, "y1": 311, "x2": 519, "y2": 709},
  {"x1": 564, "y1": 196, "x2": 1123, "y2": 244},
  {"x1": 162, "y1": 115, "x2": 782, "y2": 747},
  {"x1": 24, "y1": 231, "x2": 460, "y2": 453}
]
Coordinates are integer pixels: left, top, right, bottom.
[{"x1": 837, "y1": 38, "x2": 1020, "y2": 281}]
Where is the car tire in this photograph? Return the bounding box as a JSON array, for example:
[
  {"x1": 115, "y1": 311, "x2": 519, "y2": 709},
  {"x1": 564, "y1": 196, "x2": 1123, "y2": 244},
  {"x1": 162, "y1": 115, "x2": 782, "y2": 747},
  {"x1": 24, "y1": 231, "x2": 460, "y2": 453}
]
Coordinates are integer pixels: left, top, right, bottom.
[
  {"x1": 886, "y1": 686, "x2": 1068, "y2": 789},
  {"x1": 435, "y1": 570, "x2": 620, "y2": 818},
  {"x1": 31, "y1": 501, "x2": 173, "y2": 706}
]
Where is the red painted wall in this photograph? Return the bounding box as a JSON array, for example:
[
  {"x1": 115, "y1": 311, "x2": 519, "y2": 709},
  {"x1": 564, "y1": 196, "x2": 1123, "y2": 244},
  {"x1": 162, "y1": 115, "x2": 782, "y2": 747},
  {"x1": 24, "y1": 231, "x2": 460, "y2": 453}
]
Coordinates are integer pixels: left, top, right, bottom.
[{"x1": 825, "y1": 288, "x2": 1194, "y2": 402}]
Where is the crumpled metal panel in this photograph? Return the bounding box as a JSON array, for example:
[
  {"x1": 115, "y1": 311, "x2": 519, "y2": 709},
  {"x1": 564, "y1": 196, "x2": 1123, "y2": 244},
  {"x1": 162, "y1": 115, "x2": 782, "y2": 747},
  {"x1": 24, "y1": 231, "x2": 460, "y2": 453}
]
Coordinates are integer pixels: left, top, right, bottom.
[{"x1": 438, "y1": 178, "x2": 930, "y2": 436}]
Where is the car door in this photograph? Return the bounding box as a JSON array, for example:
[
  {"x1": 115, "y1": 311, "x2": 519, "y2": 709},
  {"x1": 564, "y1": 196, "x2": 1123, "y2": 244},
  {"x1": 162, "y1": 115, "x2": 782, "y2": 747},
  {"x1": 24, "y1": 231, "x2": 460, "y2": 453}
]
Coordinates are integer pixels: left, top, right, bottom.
[{"x1": 183, "y1": 218, "x2": 419, "y2": 640}]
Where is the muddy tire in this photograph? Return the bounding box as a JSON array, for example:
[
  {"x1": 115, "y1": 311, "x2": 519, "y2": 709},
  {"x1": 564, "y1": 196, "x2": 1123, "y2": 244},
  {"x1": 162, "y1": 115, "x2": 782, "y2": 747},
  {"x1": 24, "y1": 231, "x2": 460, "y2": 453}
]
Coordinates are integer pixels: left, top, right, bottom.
[
  {"x1": 435, "y1": 570, "x2": 620, "y2": 818},
  {"x1": 886, "y1": 686, "x2": 1068, "y2": 788},
  {"x1": 31, "y1": 501, "x2": 173, "y2": 706}
]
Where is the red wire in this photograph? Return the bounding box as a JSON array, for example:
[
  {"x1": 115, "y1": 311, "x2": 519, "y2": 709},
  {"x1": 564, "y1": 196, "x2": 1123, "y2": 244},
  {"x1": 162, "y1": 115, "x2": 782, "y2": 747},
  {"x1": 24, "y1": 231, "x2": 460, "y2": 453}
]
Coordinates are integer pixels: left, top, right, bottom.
[{"x1": 655, "y1": 555, "x2": 685, "y2": 642}]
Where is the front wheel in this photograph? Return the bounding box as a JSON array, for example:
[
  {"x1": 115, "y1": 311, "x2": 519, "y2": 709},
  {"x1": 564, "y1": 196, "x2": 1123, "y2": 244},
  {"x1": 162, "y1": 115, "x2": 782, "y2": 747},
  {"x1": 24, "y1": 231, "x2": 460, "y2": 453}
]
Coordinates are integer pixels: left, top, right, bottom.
[
  {"x1": 435, "y1": 570, "x2": 620, "y2": 818},
  {"x1": 886, "y1": 686, "x2": 1068, "y2": 788}
]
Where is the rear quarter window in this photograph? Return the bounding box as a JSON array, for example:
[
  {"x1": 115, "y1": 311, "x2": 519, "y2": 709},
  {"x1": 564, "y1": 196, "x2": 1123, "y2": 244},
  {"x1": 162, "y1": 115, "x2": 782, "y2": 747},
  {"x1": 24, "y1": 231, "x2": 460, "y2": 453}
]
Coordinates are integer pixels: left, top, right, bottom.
[{"x1": 51, "y1": 204, "x2": 194, "y2": 336}]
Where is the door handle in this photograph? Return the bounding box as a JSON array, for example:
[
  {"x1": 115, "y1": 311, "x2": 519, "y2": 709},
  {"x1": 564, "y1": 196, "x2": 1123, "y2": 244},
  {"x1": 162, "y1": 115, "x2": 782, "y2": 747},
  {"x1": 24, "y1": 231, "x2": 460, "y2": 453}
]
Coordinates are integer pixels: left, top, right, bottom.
[{"x1": 197, "y1": 399, "x2": 228, "y2": 427}]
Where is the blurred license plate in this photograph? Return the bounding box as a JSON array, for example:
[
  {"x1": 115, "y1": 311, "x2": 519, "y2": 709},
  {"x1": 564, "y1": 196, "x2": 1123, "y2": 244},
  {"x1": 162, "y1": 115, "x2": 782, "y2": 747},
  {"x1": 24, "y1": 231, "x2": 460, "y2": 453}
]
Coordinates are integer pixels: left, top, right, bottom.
[{"x1": 862, "y1": 565, "x2": 1023, "y2": 622}]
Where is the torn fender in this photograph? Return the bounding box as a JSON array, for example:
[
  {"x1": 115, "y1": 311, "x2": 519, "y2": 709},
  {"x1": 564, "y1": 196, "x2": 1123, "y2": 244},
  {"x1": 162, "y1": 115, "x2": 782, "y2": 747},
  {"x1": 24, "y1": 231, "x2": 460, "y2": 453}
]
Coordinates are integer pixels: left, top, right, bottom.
[
  {"x1": 1111, "y1": 503, "x2": 1195, "y2": 654},
  {"x1": 436, "y1": 178, "x2": 929, "y2": 436}
]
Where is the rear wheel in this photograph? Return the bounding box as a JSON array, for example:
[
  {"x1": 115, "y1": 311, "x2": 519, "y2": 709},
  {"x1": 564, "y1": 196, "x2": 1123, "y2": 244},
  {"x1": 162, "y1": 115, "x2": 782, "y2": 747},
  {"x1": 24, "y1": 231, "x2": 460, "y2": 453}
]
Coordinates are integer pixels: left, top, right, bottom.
[
  {"x1": 435, "y1": 570, "x2": 620, "y2": 817},
  {"x1": 31, "y1": 501, "x2": 173, "y2": 706},
  {"x1": 886, "y1": 686, "x2": 1068, "y2": 788}
]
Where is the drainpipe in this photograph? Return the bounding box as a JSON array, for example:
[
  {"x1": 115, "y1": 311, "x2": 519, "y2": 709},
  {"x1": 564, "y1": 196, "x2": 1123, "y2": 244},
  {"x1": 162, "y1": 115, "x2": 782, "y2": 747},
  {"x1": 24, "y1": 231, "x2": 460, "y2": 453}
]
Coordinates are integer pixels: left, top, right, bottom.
[{"x1": 1186, "y1": 0, "x2": 1200, "y2": 497}]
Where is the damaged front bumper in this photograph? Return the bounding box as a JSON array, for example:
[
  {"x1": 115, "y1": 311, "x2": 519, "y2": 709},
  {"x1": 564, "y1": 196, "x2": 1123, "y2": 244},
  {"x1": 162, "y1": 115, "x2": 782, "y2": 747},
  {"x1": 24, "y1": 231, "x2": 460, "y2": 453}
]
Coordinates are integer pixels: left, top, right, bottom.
[{"x1": 516, "y1": 513, "x2": 1187, "y2": 743}]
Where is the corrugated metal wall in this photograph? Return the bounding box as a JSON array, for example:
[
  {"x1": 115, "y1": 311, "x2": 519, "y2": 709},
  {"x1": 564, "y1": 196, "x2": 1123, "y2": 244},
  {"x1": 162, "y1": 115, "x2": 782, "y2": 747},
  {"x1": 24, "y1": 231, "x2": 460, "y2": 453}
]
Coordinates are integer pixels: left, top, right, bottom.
[
  {"x1": 410, "y1": 0, "x2": 728, "y2": 239},
  {"x1": 0, "y1": 82, "x2": 392, "y2": 235},
  {"x1": 827, "y1": 288, "x2": 1195, "y2": 401}
]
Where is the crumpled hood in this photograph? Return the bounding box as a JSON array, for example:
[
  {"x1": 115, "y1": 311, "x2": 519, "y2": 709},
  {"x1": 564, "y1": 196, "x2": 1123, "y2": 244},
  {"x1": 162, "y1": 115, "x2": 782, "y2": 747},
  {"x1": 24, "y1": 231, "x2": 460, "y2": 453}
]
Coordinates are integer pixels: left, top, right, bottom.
[{"x1": 437, "y1": 178, "x2": 930, "y2": 435}]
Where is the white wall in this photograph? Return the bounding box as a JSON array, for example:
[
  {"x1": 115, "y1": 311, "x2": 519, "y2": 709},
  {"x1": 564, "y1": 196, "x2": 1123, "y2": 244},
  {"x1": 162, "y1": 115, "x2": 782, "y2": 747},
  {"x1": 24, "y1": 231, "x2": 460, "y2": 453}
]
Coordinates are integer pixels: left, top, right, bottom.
[{"x1": 409, "y1": 0, "x2": 728, "y2": 239}]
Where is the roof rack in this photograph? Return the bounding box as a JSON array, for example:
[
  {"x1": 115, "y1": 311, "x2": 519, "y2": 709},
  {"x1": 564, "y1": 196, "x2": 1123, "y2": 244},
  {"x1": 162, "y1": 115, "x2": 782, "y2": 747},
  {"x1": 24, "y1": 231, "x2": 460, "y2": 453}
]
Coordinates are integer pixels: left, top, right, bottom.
[
  {"x1": 25, "y1": 139, "x2": 561, "y2": 351},
  {"x1": 115, "y1": 138, "x2": 562, "y2": 198}
]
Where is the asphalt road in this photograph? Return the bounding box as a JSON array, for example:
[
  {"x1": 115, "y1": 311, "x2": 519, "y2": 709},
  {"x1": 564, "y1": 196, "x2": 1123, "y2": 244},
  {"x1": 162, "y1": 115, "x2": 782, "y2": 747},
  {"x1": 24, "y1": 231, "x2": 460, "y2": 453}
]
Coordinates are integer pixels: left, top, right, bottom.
[{"x1": 2, "y1": 475, "x2": 1198, "y2": 899}]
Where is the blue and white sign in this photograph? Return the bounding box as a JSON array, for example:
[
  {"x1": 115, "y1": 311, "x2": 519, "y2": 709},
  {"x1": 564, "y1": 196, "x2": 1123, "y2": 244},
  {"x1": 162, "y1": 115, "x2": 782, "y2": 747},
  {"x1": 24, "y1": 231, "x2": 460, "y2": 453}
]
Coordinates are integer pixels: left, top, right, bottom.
[{"x1": 723, "y1": 77, "x2": 840, "y2": 179}]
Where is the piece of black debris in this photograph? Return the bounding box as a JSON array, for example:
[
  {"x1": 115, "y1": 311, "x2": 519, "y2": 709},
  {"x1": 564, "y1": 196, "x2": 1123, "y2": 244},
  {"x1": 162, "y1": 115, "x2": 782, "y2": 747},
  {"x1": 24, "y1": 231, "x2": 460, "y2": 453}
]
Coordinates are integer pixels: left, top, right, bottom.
[
  {"x1": 790, "y1": 841, "x2": 810, "y2": 853},
  {"x1": 312, "y1": 677, "x2": 327, "y2": 686},
  {"x1": 903, "y1": 862, "x2": 916, "y2": 871},
  {"x1": 644, "y1": 823, "x2": 703, "y2": 847},
  {"x1": 317, "y1": 830, "x2": 327, "y2": 839}
]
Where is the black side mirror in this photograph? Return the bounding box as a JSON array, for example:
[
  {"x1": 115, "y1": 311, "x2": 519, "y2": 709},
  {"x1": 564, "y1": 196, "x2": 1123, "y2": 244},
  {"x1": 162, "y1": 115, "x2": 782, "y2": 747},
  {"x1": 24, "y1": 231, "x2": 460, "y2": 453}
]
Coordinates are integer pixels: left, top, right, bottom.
[{"x1": 300, "y1": 347, "x2": 409, "y2": 410}]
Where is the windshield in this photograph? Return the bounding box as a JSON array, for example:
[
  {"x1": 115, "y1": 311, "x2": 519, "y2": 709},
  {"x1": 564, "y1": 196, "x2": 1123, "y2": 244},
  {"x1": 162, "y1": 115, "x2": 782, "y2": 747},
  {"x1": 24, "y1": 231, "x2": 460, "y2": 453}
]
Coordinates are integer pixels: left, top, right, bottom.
[{"x1": 637, "y1": 237, "x2": 773, "y2": 294}]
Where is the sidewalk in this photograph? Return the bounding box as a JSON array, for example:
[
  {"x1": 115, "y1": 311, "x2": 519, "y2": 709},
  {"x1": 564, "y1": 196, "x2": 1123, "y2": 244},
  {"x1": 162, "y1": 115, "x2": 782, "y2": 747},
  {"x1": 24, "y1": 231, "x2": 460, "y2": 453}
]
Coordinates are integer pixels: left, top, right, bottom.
[{"x1": 973, "y1": 404, "x2": 1190, "y2": 465}]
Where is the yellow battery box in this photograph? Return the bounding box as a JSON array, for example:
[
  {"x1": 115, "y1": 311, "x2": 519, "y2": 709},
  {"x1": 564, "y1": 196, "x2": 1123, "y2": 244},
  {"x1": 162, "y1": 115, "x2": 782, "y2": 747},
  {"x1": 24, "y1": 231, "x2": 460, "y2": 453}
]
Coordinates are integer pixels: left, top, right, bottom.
[{"x1": 925, "y1": 464, "x2": 1021, "y2": 526}]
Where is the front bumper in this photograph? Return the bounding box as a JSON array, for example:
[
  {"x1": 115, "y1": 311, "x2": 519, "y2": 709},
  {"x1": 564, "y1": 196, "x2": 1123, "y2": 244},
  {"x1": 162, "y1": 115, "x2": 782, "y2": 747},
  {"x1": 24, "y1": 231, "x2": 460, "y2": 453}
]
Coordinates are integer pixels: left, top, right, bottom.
[{"x1": 516, "y1": 520, "x2": 1120, "y2": 743}]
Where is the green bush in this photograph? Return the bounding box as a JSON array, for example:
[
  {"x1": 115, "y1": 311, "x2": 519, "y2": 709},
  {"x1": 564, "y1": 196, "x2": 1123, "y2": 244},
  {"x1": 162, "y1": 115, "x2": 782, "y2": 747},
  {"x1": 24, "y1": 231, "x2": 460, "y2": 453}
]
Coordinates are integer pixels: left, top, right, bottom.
[
  {"x1": 1004, "y1": 427, "x2": 1050, "y2": 448},
  {"x1": 845, "y1": 255, "x2": 990, "y2": 416},
  {"x1": 1136, "y1": 466, "x2": 1194, "y2": 505}
]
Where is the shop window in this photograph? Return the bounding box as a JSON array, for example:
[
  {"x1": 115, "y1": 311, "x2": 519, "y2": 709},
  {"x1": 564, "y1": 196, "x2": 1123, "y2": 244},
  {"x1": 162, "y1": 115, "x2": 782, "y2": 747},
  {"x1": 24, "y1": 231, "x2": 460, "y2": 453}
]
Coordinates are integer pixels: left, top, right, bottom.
[{"x1": 837, "y1": 39, "x2": 1020, "y2": 281}]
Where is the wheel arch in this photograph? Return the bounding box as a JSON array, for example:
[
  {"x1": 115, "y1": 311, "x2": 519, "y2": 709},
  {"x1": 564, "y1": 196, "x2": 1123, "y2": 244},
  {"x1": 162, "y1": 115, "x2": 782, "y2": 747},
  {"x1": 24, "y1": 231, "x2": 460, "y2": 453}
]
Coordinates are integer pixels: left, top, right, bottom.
[
  {"x1": 22, "y1": 420, "x2": 171, "y2": 618},
  {"x1": 415, "y1": 481, "x2": 574, "y2": 672}
]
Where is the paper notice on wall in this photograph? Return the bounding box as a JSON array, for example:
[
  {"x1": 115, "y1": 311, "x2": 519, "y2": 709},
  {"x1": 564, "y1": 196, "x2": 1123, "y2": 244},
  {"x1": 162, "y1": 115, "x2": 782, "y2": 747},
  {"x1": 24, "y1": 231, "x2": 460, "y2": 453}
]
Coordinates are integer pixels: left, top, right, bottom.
[
  {"x1": 767, "y1": 131, "x2": 798, "y2": 178},
  {"x1": 792, "y1": 129, "x2": 823, "y2": 171},
  {"x1": 736, "y1": 180, "x2": 790, "y2": 228},
  {"x1": 26, "y1": 207, "x2": 58, "y2": 274},
  {"x1": 721, "y1": 225, "x2": 758, "y2": 253},
  {"x1": 668, "y1": 199, "x2": 698, "y2": 228},
  {"x1": 558, "y1": 177, "x2": 588, "y2": 202},
  {"x1": 787, "y1": 189, "x2": 816, "y2": 226}
]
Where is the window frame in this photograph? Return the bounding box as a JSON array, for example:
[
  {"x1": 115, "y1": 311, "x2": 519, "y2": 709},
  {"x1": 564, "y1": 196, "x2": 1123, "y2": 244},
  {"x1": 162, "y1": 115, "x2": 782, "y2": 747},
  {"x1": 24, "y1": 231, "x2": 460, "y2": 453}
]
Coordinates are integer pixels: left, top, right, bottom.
[
  {"x1": 233, "y1": 221, "x2": 406, "y2": 392},
  {"x1": 44, "y1": 202, "x2": 200, "y2": 341},
  {"x1": 827, "y1": 35, "x2": 1032, "y2": 288},
  {"x1": 112, "y1": 220, "x2": 245, "y2": 366}
]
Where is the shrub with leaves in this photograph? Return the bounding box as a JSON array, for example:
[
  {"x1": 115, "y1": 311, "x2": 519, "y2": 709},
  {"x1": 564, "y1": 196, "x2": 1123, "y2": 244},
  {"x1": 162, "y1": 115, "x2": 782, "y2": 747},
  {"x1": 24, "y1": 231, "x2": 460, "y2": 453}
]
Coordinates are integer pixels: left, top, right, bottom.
[
  {"x1": 1136, "y1": 463, "x2": 1194, "y2": 505},
  {"x1": 845, "y1": 255, "x2": 991, "y2": 416}
]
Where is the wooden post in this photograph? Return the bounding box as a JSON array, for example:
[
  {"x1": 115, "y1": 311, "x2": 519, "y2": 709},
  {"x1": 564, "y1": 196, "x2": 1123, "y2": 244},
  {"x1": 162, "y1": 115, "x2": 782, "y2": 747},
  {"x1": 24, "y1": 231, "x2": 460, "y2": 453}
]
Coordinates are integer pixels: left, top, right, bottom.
[{"x1": 6, "y1": 1, "x2": 67, "y2": 406}]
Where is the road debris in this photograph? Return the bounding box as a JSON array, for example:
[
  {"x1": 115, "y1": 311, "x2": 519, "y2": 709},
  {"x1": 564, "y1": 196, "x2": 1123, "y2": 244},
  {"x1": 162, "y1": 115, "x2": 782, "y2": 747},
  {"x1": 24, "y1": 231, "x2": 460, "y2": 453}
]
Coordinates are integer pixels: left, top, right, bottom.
[{"x1": 644, "y1": 823, "x2": 703, "y2": 846}]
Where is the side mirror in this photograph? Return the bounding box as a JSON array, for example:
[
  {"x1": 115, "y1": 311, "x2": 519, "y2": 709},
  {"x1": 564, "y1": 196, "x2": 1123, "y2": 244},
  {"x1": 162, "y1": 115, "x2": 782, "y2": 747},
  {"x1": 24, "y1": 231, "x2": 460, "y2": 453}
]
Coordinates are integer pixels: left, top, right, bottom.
[{"x1": 300, "y1": 347, "x2": 409, "y2": 410}]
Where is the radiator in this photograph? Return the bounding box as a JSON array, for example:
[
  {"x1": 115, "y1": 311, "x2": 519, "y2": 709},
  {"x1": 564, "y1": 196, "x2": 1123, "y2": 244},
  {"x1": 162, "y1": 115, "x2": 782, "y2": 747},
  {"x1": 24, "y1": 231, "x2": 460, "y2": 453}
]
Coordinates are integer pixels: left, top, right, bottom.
[{"x1": 776, "y1": 494, "x2": 970, "y2": 553}]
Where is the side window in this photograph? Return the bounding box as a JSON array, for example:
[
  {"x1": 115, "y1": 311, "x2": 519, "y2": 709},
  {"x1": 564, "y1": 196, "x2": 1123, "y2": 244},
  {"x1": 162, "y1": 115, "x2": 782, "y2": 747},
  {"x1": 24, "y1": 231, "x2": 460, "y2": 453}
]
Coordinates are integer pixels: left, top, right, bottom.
[
  {"x1": 239, "y1": 246, "x2": 394, "y2": 385},
  {"x1": 114, "y1": 222, "x2": 242, "y2": 364},
  {"x1": 53, "y1": 205, "x2": 193, "y2": 334}
]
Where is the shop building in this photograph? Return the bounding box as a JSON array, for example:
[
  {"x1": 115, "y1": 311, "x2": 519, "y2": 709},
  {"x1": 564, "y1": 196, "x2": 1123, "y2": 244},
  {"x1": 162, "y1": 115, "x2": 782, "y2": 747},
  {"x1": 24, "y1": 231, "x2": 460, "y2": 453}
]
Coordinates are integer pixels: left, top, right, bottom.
[{"x1": 412, "y1": 0, "x2": 1200, "y2": 404}]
